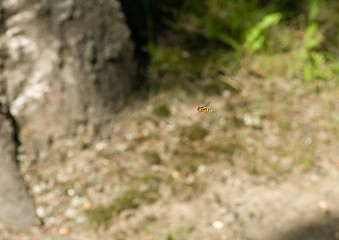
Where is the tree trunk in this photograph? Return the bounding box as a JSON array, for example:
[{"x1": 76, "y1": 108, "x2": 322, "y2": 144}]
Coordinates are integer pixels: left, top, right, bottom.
[
  {"x1": 0, "y1": 94, "x2": 36, "y2": 230},
  {"x1": 0, "y1": 0, "x2": 136, "y2": 230}
]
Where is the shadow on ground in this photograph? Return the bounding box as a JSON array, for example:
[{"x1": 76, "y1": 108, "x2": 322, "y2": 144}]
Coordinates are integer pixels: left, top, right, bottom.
[{"x1": 277, "y1": 215, "x2": 339, "y2": 240}]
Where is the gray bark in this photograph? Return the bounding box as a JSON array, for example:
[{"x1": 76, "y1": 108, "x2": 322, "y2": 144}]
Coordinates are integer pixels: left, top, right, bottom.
[
  {"x1": 0, "y1": 0, "x2": 136, "y2": 230},
  {"x1": 0, "y1": 97, "x2": 36, "y2": 230}
]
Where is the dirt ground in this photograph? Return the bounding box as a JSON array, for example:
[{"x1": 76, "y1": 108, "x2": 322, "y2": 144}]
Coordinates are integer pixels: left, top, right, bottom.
[{"x1": 1, "y1": 73, "x2": 339, "y2": 240}]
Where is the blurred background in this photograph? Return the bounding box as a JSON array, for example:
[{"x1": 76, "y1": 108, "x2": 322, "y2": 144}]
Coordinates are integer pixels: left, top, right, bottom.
[{"x1": 0, "y1": 0, "x2": 338, "y2": 239}]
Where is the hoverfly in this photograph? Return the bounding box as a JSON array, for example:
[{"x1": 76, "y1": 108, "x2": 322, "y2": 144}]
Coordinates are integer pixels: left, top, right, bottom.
[{"x1": 197, "y1": 102, "x2": 213, "y2": 114}]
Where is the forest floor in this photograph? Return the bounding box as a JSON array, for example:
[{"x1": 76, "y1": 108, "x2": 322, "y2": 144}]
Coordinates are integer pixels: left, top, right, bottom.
[{"x1": 1, "y1": 58, "x2": 339, "y2": 240}]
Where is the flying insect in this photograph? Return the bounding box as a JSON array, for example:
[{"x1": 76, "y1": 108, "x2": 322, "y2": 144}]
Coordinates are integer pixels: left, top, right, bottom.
[{"x1": 197, "y1": 103, "x2": 213, "y2": 114}]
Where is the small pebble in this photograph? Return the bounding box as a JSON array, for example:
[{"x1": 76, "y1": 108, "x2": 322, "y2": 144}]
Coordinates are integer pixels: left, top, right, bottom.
[
  {"x1": 233, "y1": 198, "x2": 243, "y2": 206},
  {"x1": 124, "y1": 133, "x2": 134, "y2": 140},
  {"x1": 67, "y1": 189, "x2": 75, "y2": 196},
  {"x1": 310, "y1": 175, "x2": 318, "y2": 182},
  {"x1": 186, "y1": 174, "x2": 195, "y2": 183},
  {"x1": 116, "y1": 143, "x2": 128, "y2": 152},
  {"x1": 36, "y1": 207, "x2": 44, "y2": 218},
  {"x1": 172, "y1": 170, "x2": 181, "y2": 179},
  {"x1": 83, "y1": 201, "x2": 92, "y2": 210},
  {"x1": 212, "y1": 221, "x2": 224, "y2": 229},
  {"x1": 58, "y1": 227, "x2": 70, "y2": 236},
  {"x1": 196, "y1": 165, "x2": 207, "y2": 175},
  {"x1": 318, "y1": 201, "x2": 329, "y2": 213},
  {"x1": 95, "y1": 141, "x2": 107, "y2": 151},
  {"x1": 66, "y1": 151, "x2": 74, "y2": 158}
]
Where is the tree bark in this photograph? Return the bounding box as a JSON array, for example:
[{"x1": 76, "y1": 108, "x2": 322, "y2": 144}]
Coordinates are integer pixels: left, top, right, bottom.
[
  {"x1": 0, "y1": 0, "x2": 136, "y2": 230},
  {"x1": 0, "y1": 94, "x2": 36, "y2": 230}
]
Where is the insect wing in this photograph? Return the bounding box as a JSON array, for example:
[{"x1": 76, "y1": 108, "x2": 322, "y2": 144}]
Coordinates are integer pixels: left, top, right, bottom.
[{"x1": 197, "y1": 102, "x2": 212, "y2": 113}]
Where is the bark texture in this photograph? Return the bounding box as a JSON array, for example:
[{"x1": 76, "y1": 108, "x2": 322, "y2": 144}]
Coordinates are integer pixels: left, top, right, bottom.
[
  {"x1": 0, "y1": 93, "x2": 36, "y2": 230},
  {"x1": 0, "y1": 0, "x2": 136, "y2": 230}
]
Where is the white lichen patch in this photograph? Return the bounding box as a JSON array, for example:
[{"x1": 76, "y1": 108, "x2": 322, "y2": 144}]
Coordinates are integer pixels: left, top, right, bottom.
[
  {"x1": 2, "y1": 0, "x2": 25, "y2": 10},
  {"x1": 6, "y1": 35, "x2": 37, "y2": 61},
  {"x1": 11, "y1": 83, "x2": 51, "y2": 116},
  {"x1": 6, "y1": 10, "x2": 36, "y2": 27},
  {"x1": 10, "y1": 50, "x2": 57, "y2": 116}
]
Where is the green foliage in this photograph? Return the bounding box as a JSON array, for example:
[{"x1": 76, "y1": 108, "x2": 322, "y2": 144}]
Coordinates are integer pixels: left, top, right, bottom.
[
  {"x1": 145, "y1": 0, "x2": 339, "y2": 91},
  {"x1": 299, "y1": 0, "x2": 335, "y2": 82},
  {"x1": 177, "y1": 0, "x2": 266, "y2": 50},
  {"x1": 302, "y1": 23, "x2": 321, "y2": 52},
  {"x1": 170, "y1": 0, "x2": 303, "y2": 52},
  {"x1": 86, "y1": 205, "x2": 114, "y2": 229},
  {"x1": 142, "y1": 150, "x2": 162, "y2": 164},
  {"x1": 167, "y1": 234, "x2": 175, "y2": 240},
  {"x1": 300, "y1": 23, "x2": 322, "y2": 81},
  {"x1": 309, "y1": 0, "x2": 319, "y2": 21},
  {"x1": 244, "y1": 13, "x2": 282, "y2": 54},
  {"x1": 86, "y1": 187, "x2": 160, "y2": 228},
  {"x1": 152, "y1": 104, "x2": 171, "y2": 117},
  {"x1": 148, "y1": 47, "x2": 216, "y2": 90}
]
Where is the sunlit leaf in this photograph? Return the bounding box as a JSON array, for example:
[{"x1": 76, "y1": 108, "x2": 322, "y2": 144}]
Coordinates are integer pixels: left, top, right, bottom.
[{"x1": 244, "y1": 13, "x2": 282, "y2": 54}]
